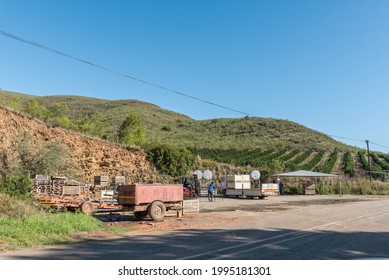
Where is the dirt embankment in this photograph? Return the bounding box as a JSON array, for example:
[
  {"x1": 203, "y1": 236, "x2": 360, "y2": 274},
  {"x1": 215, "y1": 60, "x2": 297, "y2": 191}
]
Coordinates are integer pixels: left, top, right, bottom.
[{"x1": 0, "y1": 107, "x2": 158, "y2": 183}]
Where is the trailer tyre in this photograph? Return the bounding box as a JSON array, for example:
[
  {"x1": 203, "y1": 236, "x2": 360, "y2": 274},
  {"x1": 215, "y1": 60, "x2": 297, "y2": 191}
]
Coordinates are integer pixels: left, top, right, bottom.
[
  {"x1": 190, "y1": 193, "x2": 198, "y2": 199},
  {"x1": 81, "y1": 201, "x2": 95, "y2": 215},
  {"x1": 148, "y1": 201, "x2": 166, "y2": 222}
]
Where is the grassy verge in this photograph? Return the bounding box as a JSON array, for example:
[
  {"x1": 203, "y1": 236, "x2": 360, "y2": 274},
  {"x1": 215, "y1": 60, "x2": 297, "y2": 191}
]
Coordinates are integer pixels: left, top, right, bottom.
[
  {"x1": 0, "y1": 212, "x2": 101, "y2": 251},
  {"x1": 0, "y1": 193, "x2": 129, "y2": 252}
]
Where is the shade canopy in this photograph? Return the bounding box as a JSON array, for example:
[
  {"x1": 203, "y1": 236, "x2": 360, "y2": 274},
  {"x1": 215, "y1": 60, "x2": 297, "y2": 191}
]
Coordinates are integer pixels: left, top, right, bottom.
[{"x1": 273, "y1": 170, "x2": 339, "y2": 178}]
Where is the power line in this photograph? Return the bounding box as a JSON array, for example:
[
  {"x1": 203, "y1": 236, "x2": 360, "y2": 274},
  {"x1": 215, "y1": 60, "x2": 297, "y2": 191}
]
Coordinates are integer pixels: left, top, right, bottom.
[
  {"x1": 0, "y1": 29, "x2": 255, "y2": 117},
  {"x1": 369, "y1": 141, "x2": 389, "y2": 150},
  {"x1": 325, "y1": 134, "x2": 365, "y2": 143},
  {"x1": 327, "y1": 134, "x2": 389, "y2": 152},
  {"x1": 1, "y1": 29, "x2": 388, "y2": 151}
]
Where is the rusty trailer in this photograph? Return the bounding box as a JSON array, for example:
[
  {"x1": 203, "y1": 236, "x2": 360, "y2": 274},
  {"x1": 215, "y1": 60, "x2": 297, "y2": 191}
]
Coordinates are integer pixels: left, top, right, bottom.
[
  {"x1": 34, "y1": 183, "x2": 186, "y2": 221},
  {"x1": 117, "y1": 184, "x2": 184, "y2": 221}
]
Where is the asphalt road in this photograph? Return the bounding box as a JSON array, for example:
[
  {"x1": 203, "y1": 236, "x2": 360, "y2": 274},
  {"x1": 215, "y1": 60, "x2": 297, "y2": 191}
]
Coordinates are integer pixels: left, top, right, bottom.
[{"x1": 1, "y1": 195, "x2": 389, "y2": 260}]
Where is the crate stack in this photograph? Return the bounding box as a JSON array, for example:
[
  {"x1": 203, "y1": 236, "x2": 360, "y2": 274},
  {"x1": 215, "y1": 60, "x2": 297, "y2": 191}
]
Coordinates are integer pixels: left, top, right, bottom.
[
  {"x1": 94, "y1": 176, "x2": 109, "y2": 191},
  {"x1": 31, "y1": 174, "x2": 51, "y2": 196},
  {"x1": 114, "y1": 176, "x2": 126, "y2": 186},
  {"x1": 261, "y1": 183, "x2": 279, "y2": 196},
  {"x1": 32, "y1": 175, "x2": 90, "y2": 197}
]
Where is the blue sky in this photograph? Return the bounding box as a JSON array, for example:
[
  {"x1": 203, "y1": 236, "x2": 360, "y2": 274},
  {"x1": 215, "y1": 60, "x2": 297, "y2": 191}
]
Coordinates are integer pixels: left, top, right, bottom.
[{"x1": 1, "y1": 0, "x2": 388, "y2": 152}]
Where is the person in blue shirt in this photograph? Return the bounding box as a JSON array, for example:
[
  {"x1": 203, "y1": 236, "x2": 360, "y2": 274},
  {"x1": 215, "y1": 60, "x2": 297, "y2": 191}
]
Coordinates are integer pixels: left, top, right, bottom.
[
  {"x1": 208, "y1": 181, "x2": 216, "y2": 201},
  {"x1": 279, "y1": 181, "x2": 284, "y2": 196},
  {"x1": 183, "y1": 178, "x2": 189, "y2": 188}
]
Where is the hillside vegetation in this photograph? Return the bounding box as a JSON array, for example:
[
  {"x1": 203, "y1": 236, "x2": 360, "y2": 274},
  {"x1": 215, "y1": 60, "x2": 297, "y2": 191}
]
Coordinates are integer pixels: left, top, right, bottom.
[{"x1": 1, "y1": 89, "x2": 388, "y2": 181}]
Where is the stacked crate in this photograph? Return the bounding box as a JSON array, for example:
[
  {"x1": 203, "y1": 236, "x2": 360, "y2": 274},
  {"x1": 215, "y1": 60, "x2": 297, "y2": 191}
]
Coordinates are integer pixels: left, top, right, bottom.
[
  {"x1": 261, "y1": 183, "x2": 279, "y2": 196},
  {"x1": 114, "y1": 176, "x2": 126, "y2": 186},
  {"x1": 94, "y1": 176, "x2": 109, "y2": 190},
  {"x1": 93, "y1": 175, "x2": 109, "y2": 199},
  {"x1": 32, "y1": 175, "x2": 90, "y2": 197},
  {"x1": 31, "y1": 174, "x2": 51, "y2": 195}
]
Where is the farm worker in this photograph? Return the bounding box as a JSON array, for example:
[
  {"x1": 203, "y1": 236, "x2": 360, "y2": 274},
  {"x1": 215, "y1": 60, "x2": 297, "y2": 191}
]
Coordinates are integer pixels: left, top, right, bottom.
[
  {"x1": 183, "y1": 178, "x2": 192, "y2": 191},
  {"x1": 279, "y1": 181, "x2": 284, "y2": 196},
  {"x1": 208, "y1": 181, "x2": 216, "y2": 201}
]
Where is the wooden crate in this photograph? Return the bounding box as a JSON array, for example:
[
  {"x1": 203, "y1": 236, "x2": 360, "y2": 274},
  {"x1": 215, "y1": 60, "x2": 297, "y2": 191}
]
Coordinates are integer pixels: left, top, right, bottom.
[{"x1": 183, "y1": 199, "x2": 199, "y2": 215}]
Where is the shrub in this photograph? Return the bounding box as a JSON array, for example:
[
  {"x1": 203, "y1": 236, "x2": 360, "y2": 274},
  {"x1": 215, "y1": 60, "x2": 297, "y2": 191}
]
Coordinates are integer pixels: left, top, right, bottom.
[
  {"x1": 284, "y1": 184, "x2": 304, "y2": 195},
  {"x1": 147, "y1": 143, "x2": 195, "y2": 177},
  {"x1": 117, "y1": 113, "x2": 145, "y2": 146},
  {"x1": 343, "y1": 152, "x2": 354, "y2": 177},
  {"x1": 0, "y1": 172, "x2": 33, "y2": 200}
]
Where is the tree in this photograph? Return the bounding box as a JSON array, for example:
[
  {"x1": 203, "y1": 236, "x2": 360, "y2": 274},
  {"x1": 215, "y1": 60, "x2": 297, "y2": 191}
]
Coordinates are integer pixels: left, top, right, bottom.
[
  {"x1": 75, "y1": 112, "x2": 108, "y2": 137},
  {"x1": 117, "y1": 113, "x2": 145, "y2": 146},
  {"x1": 46, "y1": 102, "x2": 76, "y2": 129},
  {"x1": 147, "y1": 144, "x2": 195, "y2": 176},
  {"x1": 24, "y1": 99, "x2": 47, "y2": 119},
  {"x1": 1, "y1": 132, "x2": 81, "y2": 179},
  {"x1": 34, "y1": 141, "x2": 80, "y2": 177},
  {"x1": 0, "y1": 172, "x2": 32, "y2": 199},
  {"x1": 47, "y1": 102, "x2": 69, "y2": 118}
]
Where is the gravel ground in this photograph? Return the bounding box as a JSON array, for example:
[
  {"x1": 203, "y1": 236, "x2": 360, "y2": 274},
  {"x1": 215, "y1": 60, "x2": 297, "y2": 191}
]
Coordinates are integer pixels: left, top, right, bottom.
[{"x1": 86, "y1": 194, "x2": 379, "y2": 239}]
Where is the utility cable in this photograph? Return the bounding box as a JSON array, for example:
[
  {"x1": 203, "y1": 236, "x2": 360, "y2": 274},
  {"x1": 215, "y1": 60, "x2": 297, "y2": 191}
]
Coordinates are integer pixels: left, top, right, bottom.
[
  {"x1": 325, "y1": 134, "x2": 365, "y2": 143},
  {"x1": 1, "y1": 29, "x2": 388, "y2": 151},
  {"x1": 0, "y1": 29, "x2": 255, "y2": 117}
]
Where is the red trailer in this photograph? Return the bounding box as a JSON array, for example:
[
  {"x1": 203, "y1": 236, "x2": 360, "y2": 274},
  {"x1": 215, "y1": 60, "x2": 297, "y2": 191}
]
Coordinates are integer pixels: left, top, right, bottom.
[
  {"x1": 34, "y1": 183, "x2": 184, "y2": 222},
  {"x1": 117, "y1": 184, "x2": 183, "y2": 222}
]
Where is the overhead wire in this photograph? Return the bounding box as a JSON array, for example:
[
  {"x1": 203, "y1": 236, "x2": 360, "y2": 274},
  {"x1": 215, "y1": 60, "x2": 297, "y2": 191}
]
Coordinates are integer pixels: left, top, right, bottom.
[
  {"x1": 0, "y1": 29, "x2": 255, "y2": 117},
  {"x1": 1, "y1": 29, "x2": 388, "y2": 151}
]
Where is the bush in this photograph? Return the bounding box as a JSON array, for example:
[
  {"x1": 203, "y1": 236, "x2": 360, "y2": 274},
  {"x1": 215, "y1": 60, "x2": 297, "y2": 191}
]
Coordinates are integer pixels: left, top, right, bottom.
[
  {"x1": 0, "y1": 192, "x2": 39, "y2": 219},
  {"x1": 0, "y1": 172, "x2": 33, "y2": 199},
  {"x1": 284, "y1": 184, "x2": 304, "y2": 195},
  {"x1": 2, "y1": 132, "x2": 81, "y2": 179},
  {"x1": 147, "y1": 143, "x2": 195, "y2": 177}
]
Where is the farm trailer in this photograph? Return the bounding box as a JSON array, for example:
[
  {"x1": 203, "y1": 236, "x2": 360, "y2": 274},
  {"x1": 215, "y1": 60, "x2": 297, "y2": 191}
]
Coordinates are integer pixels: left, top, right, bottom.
[
  {"x1": 35, "y1": 184, "x2": 187, "y2": 222},
  {"x1": 221, "y1": 175, "x2": 267, "y2": 199}
]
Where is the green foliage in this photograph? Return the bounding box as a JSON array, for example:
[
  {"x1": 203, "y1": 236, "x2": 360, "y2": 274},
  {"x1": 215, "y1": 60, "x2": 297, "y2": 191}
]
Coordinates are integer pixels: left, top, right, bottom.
[
  {"x1": 342, "y1": 151, "x2": 355, "y2": 177},
  {"x1": 378, "y1": 153, "x2": 389, "y2": 165},
  {"x1": 117, "y1": 113, "x2": 145, "y2": 146},
  {"x1": 284, "y1": 150, "x2": 312, "y2": 171},
  {"x1": 0, "y1": 192, "x2": 39, "y2": 219},
  {"x1": 147, "y1": 144, "x2": 195, "y2": 176},
  {"x1": 42, "y1": 102, "x2": 76, "y2": 129},
  {"x1": 292, "y1": 149, "x2": 313, "y2": 165},
  {"x1": 284, "y1": 184, "x2": 304, "y2": 195},
  {"x1": 0, "y1": 172, "x2": 33, "y2": 199},
  {"x1": 315, "y1": 149, "x2": 338, "y2": 174},
  {"x1": 75, "y1": 112, "x2": 109, "y2": 137},
  {"x1": 5, "y1": 90, "x2": 389, "y2": 179},
  {"x1": 47, "y1": 102, "x2": 69, "y2": 118},
  {"x1": 25, "y1": 99, "x2": 48, "y2": 119},
  {"x1": 34, "y1": 141, "x2": 80, "y2": 176},
  {"x1": 357, "y1": 151, "x2": 369, "y2": 171},
  {"x1": 371, "y1": 153, "x2": 389, "y2": 170},
  {"x1": 1, "y1": 132, "x2": 80, "y2": 178},
  {"x1": 7, "y1": 96, "x2": 24, "y2": 111},
  {"x1": 301, "y1": 150, "x2": 324, "y2": 170},
  {"x1": 0, "y1": 211, "x2": 101, "y2": 251},
  {"x1": 280, "y1": 150, "x2": 299, "y2": 161},
  {"x1": 357, "y1": 151, "x2": 381, "y2": 179},
  {"x1": 193, "y1": 148, "x2": 284, "y2": 168}
]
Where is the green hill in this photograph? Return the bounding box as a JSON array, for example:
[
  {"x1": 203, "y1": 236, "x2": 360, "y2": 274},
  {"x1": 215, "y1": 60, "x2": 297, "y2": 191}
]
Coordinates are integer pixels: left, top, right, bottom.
[{"x1": 1, "y1": 89, "x2": 387, "y2": 179}]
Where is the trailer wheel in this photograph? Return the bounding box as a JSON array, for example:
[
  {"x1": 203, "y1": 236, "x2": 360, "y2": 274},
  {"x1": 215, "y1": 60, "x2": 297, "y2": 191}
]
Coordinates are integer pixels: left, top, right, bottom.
[
  {"x1": 81, "y1": 201, "x2": 95, "y2": 215},
  {"x1": 190, "y1": 193, "x2": 198, "y2": 199},
  {"x1": 148, "y1": 201, "x2": 166, "y2": 222},
  {"x1": 133, "y1": 211, "x2": 148, "y2": 220}
]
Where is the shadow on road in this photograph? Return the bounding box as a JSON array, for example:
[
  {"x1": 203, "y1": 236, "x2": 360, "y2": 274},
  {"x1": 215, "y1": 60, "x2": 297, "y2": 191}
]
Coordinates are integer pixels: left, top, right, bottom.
[{"x1": 2, "y1": 227, "x2": 389, "y2": 260}]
